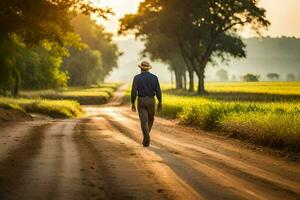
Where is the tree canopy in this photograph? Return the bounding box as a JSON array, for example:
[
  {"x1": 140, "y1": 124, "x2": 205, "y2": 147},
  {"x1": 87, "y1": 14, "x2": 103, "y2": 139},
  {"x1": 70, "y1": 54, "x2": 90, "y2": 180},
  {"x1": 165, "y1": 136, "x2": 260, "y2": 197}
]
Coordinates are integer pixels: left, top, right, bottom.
[
  {"x1": 0, "y1": 0, "x2": 115, "y2": 95},
  {"x1": 120, "y1": 0, "x2": 270, "y2": 94},
  {"x1": 0, "y1": 0, "x2": 110, "y2": 44},
  {"x1": 243, "y1": 73, "x2": 260, "y2": 82},
  {"x1": 141, "y1": 34, "x2": 189, "y2": 90},
  {"x1": 63, "y1": 15, "x2": 120, "y2": 86},
  {"x1": 216, "y1": 69, "x2": 229, "y2": 82},
  {"x1": 267, "y1": 73, "x2": 280, "y2": 81}
]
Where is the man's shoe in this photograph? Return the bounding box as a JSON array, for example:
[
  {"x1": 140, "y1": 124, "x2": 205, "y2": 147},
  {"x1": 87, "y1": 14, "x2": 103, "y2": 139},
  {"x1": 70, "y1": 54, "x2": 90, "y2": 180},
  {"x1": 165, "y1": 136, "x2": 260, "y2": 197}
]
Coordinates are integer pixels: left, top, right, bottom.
[
  {"x1": 143, "y1": 144, "x2": 149, "y2": 147},
  {"x1": 143, "y1": 138, "x2": 150, "y2": 147}
]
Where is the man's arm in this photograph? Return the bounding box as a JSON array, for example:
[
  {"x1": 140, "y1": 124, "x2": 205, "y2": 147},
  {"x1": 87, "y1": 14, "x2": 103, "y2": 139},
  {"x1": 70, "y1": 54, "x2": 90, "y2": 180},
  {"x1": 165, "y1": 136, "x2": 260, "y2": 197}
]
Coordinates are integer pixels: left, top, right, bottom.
[
  {"x1": 155, "y1": 77, "x2": 162, "y2": 111},
  {"x1": 131, "y1": 77, "x2": 137, "y2": 111}
]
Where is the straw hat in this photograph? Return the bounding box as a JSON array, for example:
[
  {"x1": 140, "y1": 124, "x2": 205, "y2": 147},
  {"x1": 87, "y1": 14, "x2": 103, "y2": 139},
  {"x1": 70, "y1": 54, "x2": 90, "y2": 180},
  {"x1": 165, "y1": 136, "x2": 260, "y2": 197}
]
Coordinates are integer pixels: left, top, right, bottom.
[{"x1": 138, "y1": 61, "x2": 152, "y2": 70}]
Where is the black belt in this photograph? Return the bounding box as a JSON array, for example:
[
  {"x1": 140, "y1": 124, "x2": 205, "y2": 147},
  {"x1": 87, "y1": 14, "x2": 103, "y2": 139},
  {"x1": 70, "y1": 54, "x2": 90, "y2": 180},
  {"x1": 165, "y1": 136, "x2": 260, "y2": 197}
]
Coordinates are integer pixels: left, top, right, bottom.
[{"x1": 138, "y1": 95, "x2": 154, "y2": 98}]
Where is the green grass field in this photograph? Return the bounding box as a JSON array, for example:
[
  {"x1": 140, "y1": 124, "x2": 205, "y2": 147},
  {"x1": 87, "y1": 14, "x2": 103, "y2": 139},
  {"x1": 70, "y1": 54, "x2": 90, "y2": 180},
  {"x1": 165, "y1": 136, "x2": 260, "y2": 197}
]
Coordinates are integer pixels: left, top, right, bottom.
[
  {"x1": 0, "y1": 83, "x2": 120, "y2": 119},
  {"x1": 20, "y1": 83, "x2": 120, "y2": 105},
  {"x1": 165, "y1": 82, "x2": 300, "y2": 102},
  {"x1": 205, "y1": 82, "x2": 300, "y2": 95},
  {"x1": 0, "y1": 98, "x2": 83, "y2": 118},
  {"x1": 160, "y1": 82, "x2": 300, "y2": 152}
]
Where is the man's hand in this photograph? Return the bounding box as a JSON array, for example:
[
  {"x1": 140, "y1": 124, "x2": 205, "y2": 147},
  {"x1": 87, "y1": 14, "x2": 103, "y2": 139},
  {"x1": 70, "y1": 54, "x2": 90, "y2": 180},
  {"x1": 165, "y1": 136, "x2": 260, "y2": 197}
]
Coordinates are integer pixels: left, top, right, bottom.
[
  {"x1": 131, "y1": 105, "x2": 136, "y2": 112},
  {"x1": 157, "y1": 102, "x2": 162, "y2": 112}
]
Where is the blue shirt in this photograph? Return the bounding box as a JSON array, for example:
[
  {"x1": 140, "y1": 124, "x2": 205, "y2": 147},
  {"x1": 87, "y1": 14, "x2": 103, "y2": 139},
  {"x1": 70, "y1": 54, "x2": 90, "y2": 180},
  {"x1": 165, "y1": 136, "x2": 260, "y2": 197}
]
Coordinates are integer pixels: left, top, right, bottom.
[{"x1": 131, "y1": 72, "x2": 162, "y2": 104}]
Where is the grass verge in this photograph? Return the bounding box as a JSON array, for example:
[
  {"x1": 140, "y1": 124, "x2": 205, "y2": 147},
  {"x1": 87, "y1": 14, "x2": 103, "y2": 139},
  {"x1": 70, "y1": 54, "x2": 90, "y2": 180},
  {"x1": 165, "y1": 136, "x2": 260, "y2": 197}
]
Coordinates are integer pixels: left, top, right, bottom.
[
  {"x1": 20, "y1": 83, "x2": 120, "y2": 105},
  {"x1": 0, "y1": 97, "x2": 83, "y2": 118},
  {"x1": 160, "y1": 93, "x2": 300, "y2": 152}
]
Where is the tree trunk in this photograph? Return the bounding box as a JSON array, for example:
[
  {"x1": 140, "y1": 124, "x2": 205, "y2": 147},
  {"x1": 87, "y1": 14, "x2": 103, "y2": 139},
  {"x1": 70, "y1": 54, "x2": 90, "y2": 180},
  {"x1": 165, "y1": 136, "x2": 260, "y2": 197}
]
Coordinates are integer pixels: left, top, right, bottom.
[
  {"x1": 183, "y1": 71, "x2": 187, "y2": 90},
  {"x1": 195, "y1": 64, "x2": 206, "y2": 95},
  {"x1": 174, "y1": 69, "x2": 183, "y2": 89},
  {"x1": 197, "y1": 73, "x2": 205, "y2": 94},
  {"x1": 187, "y1": 68, "x2": 194, "y2": 92},
  {"x1": 178, "y1": 43, "x2": 194, "y2": 92},
  {"x1": 11, "y1": 70, "x2": 20, "y2": 96},
  {"x1": 171, "y1": 70, "x2": 174, "y2": 89},
  {"x1": 177, "y1": 36, "x2": 213, "y2": 94},
  {"x1": 177, "y1": 36, "x2": 194, "y2": 92}
]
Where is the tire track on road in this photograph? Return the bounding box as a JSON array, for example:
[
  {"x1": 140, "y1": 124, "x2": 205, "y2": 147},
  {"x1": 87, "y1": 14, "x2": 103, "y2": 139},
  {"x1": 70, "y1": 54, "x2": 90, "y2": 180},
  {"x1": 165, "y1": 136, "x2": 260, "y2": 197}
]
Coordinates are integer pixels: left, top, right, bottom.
[
  {"x1": 100, "y1": 108, "x2": 300, "y2": 200},
  {"x1": 0, "y1": 123, "x2": 50, "y2": 200}
]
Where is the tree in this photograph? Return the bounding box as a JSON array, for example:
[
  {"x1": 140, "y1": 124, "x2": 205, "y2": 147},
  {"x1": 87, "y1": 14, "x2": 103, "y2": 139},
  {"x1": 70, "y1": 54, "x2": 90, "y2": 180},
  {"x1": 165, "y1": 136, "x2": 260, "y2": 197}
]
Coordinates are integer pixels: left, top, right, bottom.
[
  {"x1": 286, "y1": 73, "x2": 296, "y2": 82},
  {"x1": 232, "y1": 75, "x2": 237, "y2": 81},
  {"x1": 0, "y1": 0, "x2": 110, "y2": 95},
  {"x1": 0, "y1": 34, "x2": 69, "y2": 94},
  {"x1": 63, "y1": 47, "x2": 102, "y2": 86},
  {"x1": 119, "y1": 0, "x2": 269, "y2": 94},
  {"x1": 141, "y1": 34, "x2": 190, "y2": 90},
  {"x1": 0, "y1": 0, "x2": 110, "y2": 44},
  {"x1": 243, "y1": 74, "x2": 260, "y2": 82},
  {"x1": 0, "y1": 36, "x2": 23, "y2": 95},
  {"x1": 267, "y1": 73, "x2": 280, "y2": 81},
  {"x1": 63, "y1": 15, "x2": 120, "y2": 85},
  {"x1": 20, "y1": 42, "x2": 69, "y2": 89},
  {"x1": 216, "y1": 69, "x2": 229, "y2": 82},
  {"x1": 71, "y1": 15, "x2": 120, "y2": 79}
]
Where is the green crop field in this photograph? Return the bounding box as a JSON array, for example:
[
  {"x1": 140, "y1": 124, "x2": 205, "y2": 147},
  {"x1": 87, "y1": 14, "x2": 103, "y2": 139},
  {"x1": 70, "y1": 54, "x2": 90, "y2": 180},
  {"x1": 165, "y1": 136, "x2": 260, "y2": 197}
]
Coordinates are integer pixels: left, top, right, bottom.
[
  {"x1": 19, "y1": 83, "x2": 120, "y2": 105},
  {"x1": 164, "y1": 82, "x2": 300, "y2": 102},
  {"x1": 205, "y1": 82, "x2": 300, "y2": 95},
  {"x1": 159, "y1": 82, "x2": 300, "y2": 152}
]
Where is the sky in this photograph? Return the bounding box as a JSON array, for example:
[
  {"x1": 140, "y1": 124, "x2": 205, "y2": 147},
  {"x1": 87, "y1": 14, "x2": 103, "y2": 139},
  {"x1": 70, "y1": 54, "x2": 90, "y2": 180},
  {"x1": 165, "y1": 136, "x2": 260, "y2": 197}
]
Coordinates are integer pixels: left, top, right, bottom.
[
  {"x1": 95, "y1": 0, "x2": 300, "y2": 82},
  {"x1": 95, "y1": 0, "x2": 300, "y2": 38}
]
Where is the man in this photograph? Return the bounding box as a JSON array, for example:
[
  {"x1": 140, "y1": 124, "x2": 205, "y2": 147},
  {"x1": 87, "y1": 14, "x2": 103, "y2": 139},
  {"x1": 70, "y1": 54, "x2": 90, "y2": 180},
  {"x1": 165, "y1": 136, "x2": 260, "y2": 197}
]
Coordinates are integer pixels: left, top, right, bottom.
[{"x1": 131, "y1": 61, "x2": 162, "y2": 147}]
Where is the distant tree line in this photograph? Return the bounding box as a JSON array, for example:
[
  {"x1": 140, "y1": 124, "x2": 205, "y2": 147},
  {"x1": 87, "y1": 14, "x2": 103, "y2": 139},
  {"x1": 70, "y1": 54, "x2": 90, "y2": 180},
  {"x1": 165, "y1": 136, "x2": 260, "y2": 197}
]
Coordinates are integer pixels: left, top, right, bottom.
[
  {"x1": 213, "y1": 70, "x2": 300, "y2": 82},
  {"x1": 240, "y1": 72, "x2": 300, "y2": 82},
  {"x1": 119, "y1": 0, "x2": 269, "y2": 94},
  {"x1": 0, "y1": 0, "x2": 119, "y2": 96}
]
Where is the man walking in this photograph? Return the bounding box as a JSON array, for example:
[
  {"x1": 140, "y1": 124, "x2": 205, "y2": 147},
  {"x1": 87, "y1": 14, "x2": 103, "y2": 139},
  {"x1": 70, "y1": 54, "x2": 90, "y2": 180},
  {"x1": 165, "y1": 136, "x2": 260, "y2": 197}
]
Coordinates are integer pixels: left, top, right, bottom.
[{"x1": 131, "y1": 61, "x2": 162, "y2": 147}]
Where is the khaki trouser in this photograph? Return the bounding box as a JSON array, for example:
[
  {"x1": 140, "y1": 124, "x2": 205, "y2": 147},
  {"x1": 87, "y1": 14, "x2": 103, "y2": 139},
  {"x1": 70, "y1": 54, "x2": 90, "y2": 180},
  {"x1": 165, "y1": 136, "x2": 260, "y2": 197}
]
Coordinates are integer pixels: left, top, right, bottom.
[{"x1": 138, "y1": 97, "x2": 155, "y2": 146}]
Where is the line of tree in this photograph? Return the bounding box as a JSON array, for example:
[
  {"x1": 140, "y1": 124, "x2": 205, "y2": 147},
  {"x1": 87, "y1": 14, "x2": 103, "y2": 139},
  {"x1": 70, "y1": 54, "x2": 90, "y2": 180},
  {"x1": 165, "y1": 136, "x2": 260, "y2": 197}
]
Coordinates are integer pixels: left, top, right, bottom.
[
  {"x1": 63, "y1": 15, "x2": 120, "y2": 86},
  {"x1": 119, "y1": 0, "x2": 270, "y2": 94},
  {"x1": 267, "y1": 73, "x2": 280, "y2": 81},
  {"x1": 266, "y1": 73, "x2": 300, "y2": 82},
  {"x1": 286, "y1": 73, "x2": 297, "y2": 82},
  {"x1": 0, "y1": 0, "x2": 119, "y2": 95},
  {"x1": 242, "y1": 74, "x2": 260, "y2": 82},
  {"x1": 216, "y1": 69, "x2": 229, "y2": 82}
]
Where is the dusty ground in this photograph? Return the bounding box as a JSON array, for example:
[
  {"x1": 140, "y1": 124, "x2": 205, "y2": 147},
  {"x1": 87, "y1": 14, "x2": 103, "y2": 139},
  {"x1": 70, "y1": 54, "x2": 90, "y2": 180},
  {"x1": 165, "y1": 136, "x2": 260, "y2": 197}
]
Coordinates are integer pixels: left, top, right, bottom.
[
  {"x1": 0, "y1": 86, "x2": 299, "y2": 200},
  {"x1": 0, "y1": 108, "x2": 33, "y2": 124}
]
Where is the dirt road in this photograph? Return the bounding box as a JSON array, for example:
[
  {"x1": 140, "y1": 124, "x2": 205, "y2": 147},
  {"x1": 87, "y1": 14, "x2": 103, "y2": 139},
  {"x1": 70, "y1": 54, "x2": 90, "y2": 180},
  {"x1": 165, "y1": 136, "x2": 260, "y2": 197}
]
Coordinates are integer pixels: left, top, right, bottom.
[{"x1": 0, "y1": 86, "x2": 299, "y2": 200}]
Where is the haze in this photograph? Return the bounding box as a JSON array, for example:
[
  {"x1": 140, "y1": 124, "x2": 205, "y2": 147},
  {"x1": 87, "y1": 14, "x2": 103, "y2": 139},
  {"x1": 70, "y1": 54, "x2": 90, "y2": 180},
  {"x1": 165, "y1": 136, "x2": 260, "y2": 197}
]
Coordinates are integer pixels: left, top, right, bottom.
[{"x1": 94, "y1": 0, "x2": 300, "y2": 83}]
